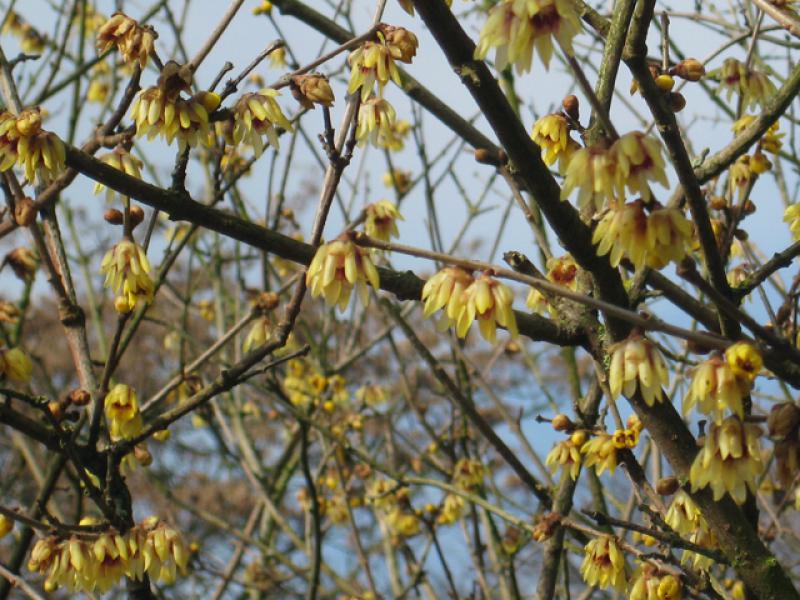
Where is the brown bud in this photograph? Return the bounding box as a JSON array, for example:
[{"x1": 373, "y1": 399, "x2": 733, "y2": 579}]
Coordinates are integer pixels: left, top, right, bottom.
[
  {"x1": 504, "y1": 340, "x2": 520, "y2": 354},
  {"x1": 551, "y1": 414, "x2": 573, "y2": 431},
  {"x1": 656, "y1": 476, "x2": 680, "y2": 496},
  {"x1": 562, "y1": 94, "x2": 579, "y2": 120},
  {"x1": 668, "y1": 92, "x2": 686, "y2": 113},
  {"x1": 768, "y1": 403, "x2": 800, "y2": 441},
  {"x1": 280, "y1": 207, "x2": 295, "y2": 220},
  {"x1": 674, "y1": 58, "x2": 705, "y2": 82},
  {"x1": 14, "y1": 197, "x2": 36, "y2": 226},
  {"x1": 67, "y1": 388, "x2": 91, "y2": 407},
  {"x1": 130, "y1": 205, "x2": 145, "y2": 228},
  {"x1": 255, "y1": 291, "x2": 280, "y2": 312},
  {"x1": 5, "y1": 247, "x2": 38, "y2": 280},
  {"x1": 104, "y1": 208, "x2": 124, "y2": 225},
  {"x1": 709, "y1": 195, "x2": 727, "y2": 211},
  {"x1": 742, "y1": 200, "x2": 757, "y2": 215},
  {"x1": 474, "y1": 148, "x2": 505, "y2": 166},
  {"x1": 134, "y1": 444, "x2": 153, "y2": 467},
  {"x1": 290, "y1": 74, "x2": 334, "y2": 109},
  {"x1": 733, "y1": 228, "x2": 748, "y2": 241}
]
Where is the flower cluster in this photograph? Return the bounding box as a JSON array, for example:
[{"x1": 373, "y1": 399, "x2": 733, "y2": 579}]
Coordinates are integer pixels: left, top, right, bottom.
[
  {"x1": 306, "y1": 238, "x2": 381, "y2": 310},
  {"x1": 530, "y1": 113, "x2": 578, "y2": 168},
  {"x1": 364, "y1": 200, "x2": 403, "y2": 243},
  {"x1": 580, "y1": 535, "x2": 626, "y2": 591},
  {"x1": 0, "y1": 108, "x2": 66, "y2": 185},
  {"x1": 366, "y1": 481, "x2": 421, "y2": 538},
  {"x1": 0, "y1": 347, "x2": 33, "y2": 383},
  {"x1": 711, "y1": 58, "x2": 776, "y2": 110},
  {"x1": 96, "y1": 12, "x2": 156, "y2": 69},
  {"x1": 283, "y1": 359, "x2": 349, "y2": 411},
  {"x1": 222, "y1": 89, "x2": 293, "y2": 155},
  {"x1": 561, "y1": 132, "x2": 668, "y2": 211},
  {"x1": 452, "y1": 458, "x2": 486, "y2": 490},
  {"x1": 689, "y1": 415, "x2": 763, "y2": 504},
  {"x1": 100, "y1": 239, "x2": 154, "y2": 313},
  {"x1": 355, "y1": 97, "x2": 398, "y2": 148},
  {"x1": 579, "y1": 421, "x2": 641, "y2": 477},
  {"x1": 629, "y1": 563, "x2": 682, "y2": 600},
  {"x1": 28, "y1": 517, "x2": 188, "y2": 593},
  {"x1": 683, "y1": 350, "x2": 757, "y2": 423},
  {"x1": 593, "y1": 200, "x2": 691, "y2": 271},
  {"x1": 546, "y1": 430, "x2": 585, "y2": 480},
  {"x1": 608, "y1": 331, "x2": 669, "y2": 406},
  {"x1": 474, "y1": 0, "x2": 582, "y2": 73},
  {"x1": 93, "y1": 147, "x2": 143, "y2": 202},
  {"x1": 665, "y1": 490, "x2": 717, "y2": 569},
  {"x1": 348, "y1": 24, "x2": 418, "y2": 101}
]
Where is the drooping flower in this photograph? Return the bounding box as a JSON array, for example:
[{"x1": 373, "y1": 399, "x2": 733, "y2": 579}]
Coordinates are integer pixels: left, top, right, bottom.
[
  {"x1": 0, "y1": 347, "x2": 33, "y2": 383},
  {"x1": 608, "y1": 331, "x2": 669, "y2": 406},
  {"x1": 289, "y1": 74, "x2": 334, "y2": 109},
  {"x1": 96, "y1": 12, "x2": 156, "y2": 69},
  {"x1": 611, "y1": 131, "x2": 669, "y2": 202},
  {"x1": 710, "y1": 58, "x2": 776, "y2": 110},
  {"x1": 629, "y1": 563, "x2": 683, "y2": 600},
  {"x1": 421, "y1": 267, "x2": 474, "y2": 328},
  {"x1": 306, "y1": 238, "x2": 380, "y2": 310},
  {"x1": 593, "y1": 201, "x2": 691, "y2": 270},
  {"x1": 243, "y1": 317, "x2": 272, "y2": 352},
  {"x1": 560, "y1": 144, "x2": 616, "y2": 211},
  {"x1": 580, "y1": 535, "x2": 627, "y2": 591},
  {"x1": 355, "y1": 97, "x2": 397, "y2": 148},
  {"x1": 93, "y1": 147, "x2": 143, "y2": 202},
  {"x1": 733, "y1": 115, "x2": 783, "y2": 154},
  {"x1": 452, "y1": 458, "x2": 486, "y2": 490},
  {"x1": 364, "y1": 200, "x2": 403, "y2": 242},
  {"x1": 683, "y1": 354, "x2": 749, "y2": 422},
  {"x1": 546, "y1": 432, "x2": 583, "y2": 480},
  {"x1": 455, "y1": 272, "x2": 518, "y2": 343},
  {"x1": 100, "y1": 239, "x2": 154, "y2": 313},
  {"x1": 581, "y1": 433, "x2": 619, "y2": 475},
  {"x1": 104, "y1": 383, "x2": 143, "y2": 441},
  {"x1": 383, "y1": 168, "x2": 412, "y2": 194},
  {"x1": 0, "y1": 108, "x2": 66, "y2": 184},
  {"x1": 132, "y1": 84, "x2": 220, "y2": 150},
  {"x1": 436, "y1": 493, "x2": 465, "y2": 525},
  {"x1": 0, "y1": 514, "x2": 12, "y2": 538},
  {"x1": 689, "y1": 416, "x2": 763, "y2": 504},
  {"x1": 784, "y1": 204, "x2": 800, "y2": 240},
  {"x1": 474, "y1": 0, "x2": 583, "y2": 74}
]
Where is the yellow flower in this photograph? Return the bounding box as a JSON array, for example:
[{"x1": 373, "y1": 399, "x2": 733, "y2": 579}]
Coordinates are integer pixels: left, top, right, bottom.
[
  {"x1": 290, "y1": 74, "x2": 334, "y2": 109},
  {"x1": 436, "y1": 493, "x2": 465, "y2": 525},
  {"x1": 560, "y1": 144, "x2": 616, "y2": 211},
  {"x1": 629, "y1": 564, "x2": 683, "y2": 600},
  {"x1": 452, "y1": 458, "x2": 486, "y2": 490},
  {"x1": 105, "y1": 384, "x2": 143, "y2": 441},
  {"x1": 728, "y1": 155, "x2": 752, "y2": 199},
  {"x1": 545, "y1": 437, "x2": 582, "y2": 480},
  {"x1": 475, "y1": 0, "x2": 582, "y2": 73},
  {"x1": 385, "y1": 507, "x2": 420, "y2": 537},
  {"x1": 690, "y1": 416, "x2": 763, "y2": 504},
  {"x1": 225, "y1": 89, "x2": 292, "y2": 154},
  {"x1": 711, "y1": 58, "x2": 776, "y2": 110},
  {"x1": 593, "y1": 201, "x2": 691, "y2": 271},
  {"x1": 5, "y1": 247, "x2": 38, "y2": 280},
  {"x1": 0, "y1": 300, "x2": 20, "y2": 324},
  {"x1": 658, "y1": 575, "x2": 682, "y2": 600},
  {"x1": 608, "y1": 331, "x2": 669, "y2": 406},
  {"x1": 580, "y1": 535, "x2": 626, "y2": 591},
  {"x1": 785, "y1": 204, "x2": 800, "y2": 240},
  {"x1": 725, "y1": 341, "x2": 762, "y2": 383},
  {"x1": 526, "y1": 252, "x2": 579, "y2": 316},
  {"x1": 93, "y1": 147, "x2": 143, "y2": 202},
  {"x1": 0, "y1": 108, "x2": 66, "y2": 184},
  {"x1": 365, "y1": 200, "x2": 403, "y2": 242},
  {"x1": 243, "y1": 316, "x2": 272, "y2": 352},
  {"x1": 581, "y1": 433, "x2": 618, "y2": 475},
  {"x1": 382, "y1": 168, "x2": 412, "y2": 194},
  {"x1": 683, "y1": 354, "x2": 749, "y2": 422},
  {"x1": 611, "y1": 132, "x2": 669, "y2": 202},
  {"x1": 269, "y1": 47, "x2": 287, "y2": 69},
  {"x1": 421, "y1": 267, "x2": 474, "y2": 328},
  {"x1": 733, "y1": 115, "x2": 783, "y2": 153},
  {"x1": 132, "y1": 85, "x2": 220, "y2": 150},
  {"x1": 96, "y1": 12, "x2": 156, "y2": 69},
  {"x1": 355, "y1": 383, "x2": 388, "y2": 406},
  {"x1": 455, "y1": 272, "x2": 518, "y2": 343},
  {"x1": 355, "y1": 97, "x2": 397, "y2": 148},
  {"x1": 306, "y1": 238, "x2": 381, "y2": 310},
  {"x1": 531, "y1": 113, "x2": 576, "y2": 167},
  {"x1": 100, "y1": 239, "x2": 154, "y2": 313},
  {"x1": 0, "y1": 347, "x2": 33, "y2": 383}
]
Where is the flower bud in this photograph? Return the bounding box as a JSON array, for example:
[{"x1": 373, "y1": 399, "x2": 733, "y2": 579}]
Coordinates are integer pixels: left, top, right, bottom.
[
  {"x1": 153, "y1": 429, "x2": 171, "y2": 441},
  {"x1": 570, "y1": 430, "x2": 587, "y2": 446},
  {"x1": 104, "y1": 208, "x2": 124, "y2": 225},
  {"x1": 48, "y1": 400, "x2": 64, "y2": 421},
  {"x1": 656, "y1": 475, "x2": 680, "y2": 495},
  {"x1": 130, "y1": 205, "x2": 145, "y2": 228},
  {"x1": 655, "y1": 74, "x2": 675, "y2": 92},
  {"x1": 255, "y1": 291, "x2": 280, "y2": 312},
  {"x1": 551, "y1": 413, "x2": 573, "y2": 431},
  {"x1": 709, "y1": 195, "x2": 727, "y2": 211},
  {"x1": 0, "y1": 514, "x2": 13, "y2": 538},
  {"x1": 768, "y1": 403, "x2": 800, "y2": 441},
  {"x1": 134, "y1": 444, "x2": 153, "y2": 466},
  {"x1": 668, "y1": 92, "x2": 686, "y2": 112},
  {"x1": 68, "y1": 388, "x2": 91, "y2": 406},
  {"x1": 290, "y1": 74, "x2": 334, "y2": 109},
  {"x1": 5, "y1": 248, "x2": 38, "y2": 280},
  {"x1": 562, "y1": 94, "x2": 579, "y2": 121},
  {"x1": 743, "y1": 200, "x2": 757, "y2": 215},
  {"x1": 14, "y1": 197, "x2": 36, "y2": 226},
  {"x1": 474, "y1": 147, "x2": 505, "y2": 166},
  {"x1": 675, "y1": 58, "x2": 705, "y2": 81}
]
